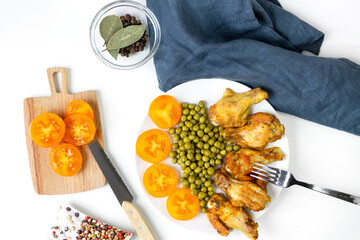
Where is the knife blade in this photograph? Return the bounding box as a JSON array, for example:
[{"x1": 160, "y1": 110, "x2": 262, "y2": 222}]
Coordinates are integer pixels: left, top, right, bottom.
[{"x1": 88, "y1": 139, "x2": 156, "y2": 240}]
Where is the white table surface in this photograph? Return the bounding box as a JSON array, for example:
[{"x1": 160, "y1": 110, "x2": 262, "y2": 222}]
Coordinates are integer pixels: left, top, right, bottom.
[{"x1": 1, "y1": 0, "x2": 360, "y2": 239}]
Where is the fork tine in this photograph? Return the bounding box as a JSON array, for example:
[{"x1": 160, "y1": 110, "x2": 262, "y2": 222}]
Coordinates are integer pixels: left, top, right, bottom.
[
  {"x1": 251, "y1": 168, "x2": 277, "y2": 184},
  {"x1": 253, "y1": 162, "x2": 279, "y2": 174},
  {"x1": 250, "y1": 173, "x2": 271, "y2": 183},
  {"x1": 252, "y1": 165, "x2": 278, "y2": 178}
]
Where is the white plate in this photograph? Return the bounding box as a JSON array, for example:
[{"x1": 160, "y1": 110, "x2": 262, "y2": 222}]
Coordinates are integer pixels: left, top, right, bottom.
[{"x1": 135, "y1": 79, "x2": 290, "y2": 235}]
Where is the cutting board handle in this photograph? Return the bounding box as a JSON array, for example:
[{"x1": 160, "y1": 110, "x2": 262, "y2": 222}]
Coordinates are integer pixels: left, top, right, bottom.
[{"x1": 47, "y1": 68, "x2": 68, "y2": 96}]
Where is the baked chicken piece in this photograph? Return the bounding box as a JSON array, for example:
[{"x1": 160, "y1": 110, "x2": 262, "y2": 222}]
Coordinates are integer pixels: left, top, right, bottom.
[
  {"x1": 222, "y1": 147, "x2": 284, "y2": 181},
  {"x1": 221, "y1": 112, "x2": 285, "y2": 150},
  {"x1": 209, "y1": 88, "x2": 268, "y2": 128},
  {"x1": 207, "y1": 194, "x2": 258, "y2": 240},
  {"x1": 214, "y1": 171, "x2": 271, "y2": 212}
]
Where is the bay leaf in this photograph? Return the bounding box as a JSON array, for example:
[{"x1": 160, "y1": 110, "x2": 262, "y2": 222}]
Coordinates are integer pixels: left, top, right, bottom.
[
  {"x1": 108, "y1": 49, "x2": 119, "y2": 60},
  {"x1": 106, "y1": 25, "x2": 146, "y2": 50},
  {"x1": 99, "y1": 15, "x2": 123, "y2": 44}
]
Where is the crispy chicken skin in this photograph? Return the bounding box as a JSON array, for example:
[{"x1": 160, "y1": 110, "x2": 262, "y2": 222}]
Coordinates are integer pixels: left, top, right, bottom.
[
  {"x1": 207, "y1": 194, "x2": 258, "y2": 240},
  {"x1": 214, "y1": 171, "x2": 271, "y2": 212},
  {"x1": 223, "y1": 147, "x2": 284, "y2": 181},
  {"x1": 209, "y1": 88, "x2": 268, "y2": 128},
  {"x1": 221, "y1": 112, "x2": 285, "y2": 150}
]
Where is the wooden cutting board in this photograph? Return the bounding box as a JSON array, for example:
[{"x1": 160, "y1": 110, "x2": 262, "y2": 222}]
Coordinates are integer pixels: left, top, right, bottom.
[{"x1": 24, "y1": 68, "x2": 106, "y2": 195}]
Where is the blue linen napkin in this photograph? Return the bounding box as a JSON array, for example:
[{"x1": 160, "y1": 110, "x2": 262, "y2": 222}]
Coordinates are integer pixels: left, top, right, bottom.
[{"x1": 147, "y1": 0, "x2": 360, "y2": 136}]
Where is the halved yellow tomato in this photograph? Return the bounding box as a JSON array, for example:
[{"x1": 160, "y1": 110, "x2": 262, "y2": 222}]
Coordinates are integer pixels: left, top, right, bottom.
[
  {"x1": 136, "y1": 129, "x2": 171, "y2": 163},
  {"x1": 166, "y1": 188, "x2": 200, "y2": 221},
  {"x1": 148, "y1": 95, "x2": 182, "y2": 129},
  {"x1": 30, "y1": 112, "x2": 65, "y2": 148},
  {"x1": 49, "y1": 143, "x2": 82, "y2": 177},
  {"x1": 143, "y1": 164, "x2": 178, "y2": 198}
]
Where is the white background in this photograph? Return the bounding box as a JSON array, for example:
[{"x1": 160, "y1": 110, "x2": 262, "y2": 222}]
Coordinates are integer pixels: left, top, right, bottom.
[{"x1": 1, "y1": 0, "x2": 360, "y2": 239}]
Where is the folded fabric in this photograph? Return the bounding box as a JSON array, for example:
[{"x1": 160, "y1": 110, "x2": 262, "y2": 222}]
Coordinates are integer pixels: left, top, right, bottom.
[
  {"x1": 147, "y1": 0, "x2": 360, "y2": 136},
  {"x1": 47, "y1": 205, "x2": 132, "y2": 240}
]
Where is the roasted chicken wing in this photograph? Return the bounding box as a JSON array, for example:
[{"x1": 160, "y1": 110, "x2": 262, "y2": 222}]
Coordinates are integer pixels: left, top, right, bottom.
[
  {"x1": 221, "y1": 112, "x2": 285, "y2": 150},
  {"x1": 209, "y1": 88, "x2": 268, "y2": 128},
  {"x1": 214, "y1": 171, "x2": 271, "y2": 211},
  {"x1": 207, "y1": 194, "x2": 259, "y2": 239},
  {"x1": 223, "y1": 147, "x2": 284, "y2": 181}
]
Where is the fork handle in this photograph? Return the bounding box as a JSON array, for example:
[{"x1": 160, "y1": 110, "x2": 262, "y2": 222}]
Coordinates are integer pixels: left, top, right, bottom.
[{"x1": 296, "y1": 180, "x2": 360, "y2": 206}]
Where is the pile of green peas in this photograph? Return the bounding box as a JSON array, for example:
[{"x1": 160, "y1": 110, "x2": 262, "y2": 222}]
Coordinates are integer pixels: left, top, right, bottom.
[{"x1": 168, "y1": 101, "x2": 240, "y2": 213}]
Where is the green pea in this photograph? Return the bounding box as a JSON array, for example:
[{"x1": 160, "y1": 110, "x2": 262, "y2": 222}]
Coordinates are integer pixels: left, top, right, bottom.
[
  {"x1": 201, "y1": 187, "x2": 207, "y2": 192},
  {"x1": 173, "y1": 134, "x2": 180, "y2": 142},
  {"x1": 204, "y1": 149, "x2": 211, "y2": 156},
  {"x1": 188, "y1": 104, "x2": 195, "y2": 109},
  {"x1": 179, "y1": 145, "x2": 185, "y2": 151},
  {"x1": 233, "y1": 145, "x2": 241, "y2": 151},
  {"x1": 175, "y1": 128, "x2": 181, "y2": 134},
  {"x1": 181, "y1": 115, "x2": 187, "y2": 122},
  {"x1": 193, "y1": 113, "x2": 200, "y2": 121},
  {"x1": 190, "y1": 183, "x2": 197, "y2": 190},
  {"x1": 180, "y1": 151, "x2": 186, "y2": 156},
  {"x1": 215, "y1": 159, "x2": 222, "y2": 165},
  {"x1": 197, "y1": 130, "x2": 204, "y2": 137},
  {"x1": 182, "y1": 102, "x2": 188, "y2": 108},
  {"x1": 198, "y1": 160, "x2": 204, "y2": 167},
  {"x1": 180, "y1": 155, "x2": 187, "y2": 162},
  {"x1": 172, "y1": 158, "x2": 177, "y2": 164},
  {"x1": 188, "y1": 176, "x2": 195, "y2": 183},
  {"x1": 202, "y1": 169, "x2": 207, "y2": 175},
  {"x1": 195, "y1": 154, "x2": 202, "y2": 161},
  {"x1": 185, "y1": 143, "x2": 192, "y2": 150},
  {"x1": 191, "y1": 119, "x2": 197, "y2": 124},
  {"x1": 208, "y1": 138, "x2": 215, "y2": 146},
  {"x1": 210, "y1": 146, "x2": 217, "y2": 153},
  {"x1": 203, "y1": 127, "x2": 211, "y2": 134},
  {"x1": 189, "y1": 171, "x2": 195, "y2": 176},
  {"x1": 188, "y1": 135, "x2": 195, "y2": 141},
  {"x1": 201, "y1": 208, "x2": 207, "y2": 214},
  {"x1": 205, "y1": 197, "x2": 210, "y2": 201},
  {"x1": 191, "y1": 189, "x2": 198, "y2": 196},
  {"x1": 168, "y1": 128, "x2": 175, "y2": 135},
  {"x1": 207, "y1": 167, "x2": 215, "y2": 175},
  {"x1": 209, "y1": 159, "x2": 215, "y2": 166},
  {"x1": 193, "y1": 124, "x2": 200, "y2": 131},
  {"x1": 169, "y1": 151, "x2": 177, "y2": 158},
  {"x1": 199, "y1": 116, "x2": 207, "y2": 124},
  {"x1": 216, "y1": 154, "x2": 223, "y2": 160},
  {"x1": 202, "y1": 135, "x2": 210, "y2": 142},
  {"x1": 208, "y1": 191, "x2": 214, "y2": 196},
  {"x1": 203, "y1": 143, "x2": 210, "y2": 150},
  {"x1": 204, "y1": 162, "x2": 210, "y2": 168},
  {"x1": 219, "y1": 126, "x2": 224, "y2": 131},
  {"x1": 194, "y1": 167, "x2": 201, "y2": 173},
  {"x1": 183, "y1": 172, "x2": 189, "y2": 178},
  {"x1": 200, "y1": 108, "x2": 206, "y2": 115},
  {"x1": 187, "y1": 152, "x2": 194, "y2": 160},
  {"x1": 194, "y1": 105, "x2": 200, "y2": 112},
  {"x1": 198, "y1": 101, "x2": 205, "y2": 108},
  {"x1": 204, "y1": 180, "x2": 211, "y2": 187},
  {"x1": 220, "y1": 149, "x2": 227, "y2": 156},
  {"x1": 208, "y1": 186, "x2": 214, "y2": 192},
  {"x1": 200, "y1": 200, "x2": 206, "y2": 208},
  {"x1": 213, "y1": 127, "x2": 219, "y2": 133},
  {"x1": 172, "y1": 143, "x2": 179, "y2": 149},
  {"x1": 189, "y1": 109, "x2": 196, "y2": 115},
  {"x1": 205, "y1": 174, "x2": 211, "y2": 179},
  {"x1": 214, "y1": 141, "x2": 221, "y2": 149},
  {"x1": 225, "y1": 145, "x2": 233, "y2": 152},
  {"x1": 202, "y1": 156, "x2": 209, "y2": 162},
  {"x1": 183, "y1": 137, "x2": 190, "y2": 143},
  {"x1": 187, "y1": 115, "x2": 192, "y2": 120},
  {"x1": 185, "y1": 121, "x2": 193, "y2": 128},
  {"x1": 185, "y1": 160, "x2": 191, "y2": 166},
  {"x1": 182, "y1": 126, "x2": 189, "y2": 132},
  {"x1": 190, "y1": 163, "x2": 197, "y2": 170},
  {"x1": 195, "y1": 179, "x2": 202, "y2": 185},
  {"x1": 197, "y1": 142, "x2": 204, "y2": 149},
  {"x1": 180, "y1": 164, "x2": 186, "y2": 170},
  {"x1": 183, "y1": 108, "x2": 190, "y2": 115},
  {"x1": 198, "y1": 192, "x2": 206, "y2": 199},
  {"x1": 183, "y1": 181, "x2": 190, "y2": 188},
  {"x1": 200, "y1": 123, "x2": 206, "y2": 130}
]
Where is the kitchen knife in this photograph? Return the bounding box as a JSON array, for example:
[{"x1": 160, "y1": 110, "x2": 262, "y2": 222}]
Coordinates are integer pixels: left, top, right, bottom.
[{"x1": 88, "y1": 139, "x2": 156, "y2": 240}]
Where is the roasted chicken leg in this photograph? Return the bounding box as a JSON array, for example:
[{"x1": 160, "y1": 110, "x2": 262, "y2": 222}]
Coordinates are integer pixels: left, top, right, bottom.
[
  {"x1": 207, "y1": 194, "x2": 258, "y2": 240},
  {"x1": 214, "y1": 171, "x2": 271, "y2": 211},
  {"x1": 221, "y1": 112, "x2": 285, "y2": 150},
  {"x1": 209, "y1": 88, "x2": 268, "y2": 128},
  {"x1": 222, "y1": 147, "x2": 284, "y2": 181}
]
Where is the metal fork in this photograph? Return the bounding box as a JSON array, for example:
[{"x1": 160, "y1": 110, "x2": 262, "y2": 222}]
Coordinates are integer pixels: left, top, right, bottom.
[{"x1": 250, "y1": 163, "x2": 360, "y2": 206}]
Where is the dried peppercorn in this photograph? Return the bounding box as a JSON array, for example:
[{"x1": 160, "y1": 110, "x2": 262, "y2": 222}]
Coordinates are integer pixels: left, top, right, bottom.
[{"x1": 118, "y1": 14, "x2": 148, "y2": 57}]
